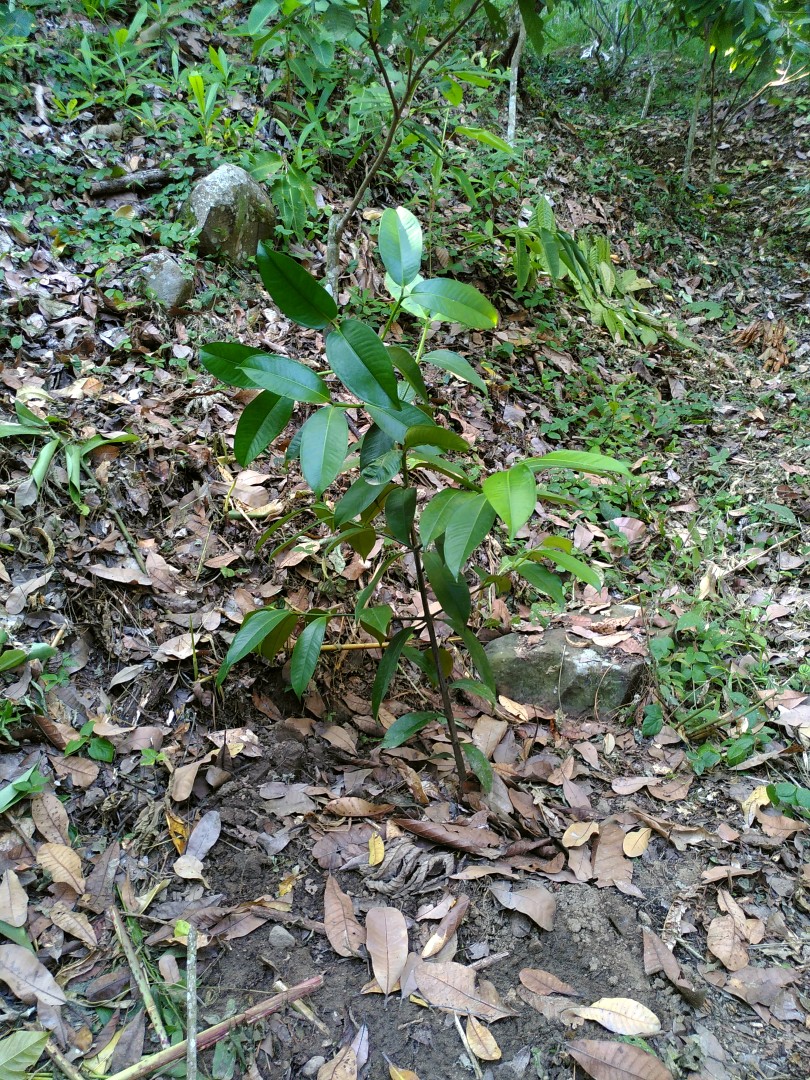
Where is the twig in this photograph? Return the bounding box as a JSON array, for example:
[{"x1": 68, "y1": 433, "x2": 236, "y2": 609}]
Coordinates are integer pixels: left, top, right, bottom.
[
  {"x1": 103, "y1": 975, "x2": 323, "y2": 1080},
  {"x1": 111, "y1": 908, "x2": 170, "y2": 1050},
  {"x1": 45, "y1": 1040, "x2": 85, "y2": 1080},
  {"x1": 108, "y1": 507, "x2": 149, "y2": 576},
  {"x1": 453, "y1": 1012, "x2": 483, "y2": 1079},
  {"x1": 89, "y1": 166, "x2": 208, "y2": 197},
  {"x1": 186, "y1": 925, "x2": 198, "y2": 1080},
  {"x1": 272, "y1": 977, "x2": 329, "y2": 1034}
]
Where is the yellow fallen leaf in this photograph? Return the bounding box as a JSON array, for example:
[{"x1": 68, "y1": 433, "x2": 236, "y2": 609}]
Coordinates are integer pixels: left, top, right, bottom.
[
  {"x1": 389, "y1": 1066, "x2": 420, "y2": 1080},
  {"x1": 623, "y1": 827, "x2": 652, "y2": 857},
  {"x1": 741, "y1": 784, "x2": 770, "y2": 827},
  {"x1": 465, "y1": 1016, "x2": 501, "y2": 1061},
  {"x1": 369, "y1": 834, "x2": 385, "y2": 866},
  {"x1": 566, "y1": 996, "x2": 661, "y2": 1036},
  {"x1": 562, "y1": 821, "x2": 599, "y2": 849}
]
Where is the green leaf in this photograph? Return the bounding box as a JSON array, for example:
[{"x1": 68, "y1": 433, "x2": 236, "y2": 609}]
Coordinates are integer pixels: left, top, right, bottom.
[
  {"x1": 242, "y1": 354, "x2": 330, "y2": 403},
  {"x1": 372, "y1": 626, "x2": 414, "y2": 718},
  {"x1": 449, "y1": 678, "x2": 497, "y2": 705},
  {"x1": 234, "y1": 391, "x2": 293, "y2": 465},
  {"x1": 360, "y1": 423, "x2": 395, "y2": 470},
  {"x1": 518, "y1": 0, "x2": 547, "y2": 54},
  {"x1": 512, "y1": 561, "x2": 565, "y2": 605},
  {"x1": 0, "y1": 766, "x2": 47, "y2": 815},
  {"x1": 385, "y1": 486, "x2": 416, "y2": 545},
  {"x1": 326, "y1": 320, "x2": 400, "y2": 407},
  {"x1": 334, "y1": 477, "x2": 389, "y2": 526},
  {"x1": 290, "y1": 616, "x2": 328, "y2": 698},
  {"x1": 387, "y1": 346, "x2": 430, "y2": 404},
  {"x1": 456, "y1": 624, "x2": 495, "y2": 692},
  {"x1": 0, "y1": 1029, "x2": 49, "y2": 1078},
  {"x1": 410, "y1": 279, "x2": 498, "y2": 330},
  {"x1": 359, "y1": 604, "x2": 392, "y2": 643},
  {"x1": 454, "y1": 125, "x2": 513, "y2": 155},
  {"x1": 360, "y1": 447, "x2": 401, "y2": 487},
  {"x1": 380, "y1": 710, "x2": 442, "y2": 749},
  {"x1": 256, "y1": 245, "x2": 338, "y2": 329},
  {"x1": 524, "y1": 450, "x2": 631, "y2": 477},
  {"x1": 0, "y1": 422, "x2": 47, "y2": 439},
  {"x1": 539, "y1": 227, "x2": 561, "y2": 280},
  {"x1": 443, "y1": 494, "x2": 496, "y2": 577},
  {"x1": 0, "y1": 650, "x2": 27, "y2": 674},
  {"x1": 535, "y1": 546, "x2": 601, "y2": 589},
  {"x1": 299, "y1": 406, "x2": 348, "y2": 495},
  {"x1": 483, "y1": 463, "x2": 536, "y2": 538},
  {"x1": 217, "y1": 608, "x2": 290, "y2": 685},
  {"x1": 404, "y1": 424, "x2": 469, "y2": 453},
  {"x1": 462, "y1": 742, "x2": 493, "y2": 792},
  {"x1": 379, "y1": 207, "x2": 423, "y2": 286},
  {"x1": 423, "y1": 549, "x2": 471, "y2": 632},
  {"x1": 423, "y1": 349, "x2": 487, "y2": 392},
  {"x1": 367, "y1": 401, "x2": 434, "y2": 444},
  {"x1": 198, "y1": 342, "x2": 270, "y2": 388},
  {"x1": 420, "y1": 489, "x2": 472, "y2": 547}
]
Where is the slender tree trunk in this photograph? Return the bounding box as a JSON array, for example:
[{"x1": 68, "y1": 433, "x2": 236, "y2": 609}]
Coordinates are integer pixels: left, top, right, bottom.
[
  {"x1": 641, "y1": 61, "x2": 656, "y2": 119},
  {"x1": 507, "y1": 14, "x2": 526, "y2": 146},
  {"x1": 707, "y1": 50, "x2": 718, "y2": 182},
  {"x1": 683, "y1": 26, "x2": 712, "y2": 185}
]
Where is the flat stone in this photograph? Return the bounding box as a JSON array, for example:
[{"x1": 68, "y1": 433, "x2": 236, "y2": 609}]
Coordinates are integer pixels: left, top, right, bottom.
[
  {"x1": 484, "y1": 625, "x2": 647, "y2": 717},
  {"x1": 185, "y1": 163, "x2": 275, "y2": 263},
  {"x1": 266, "y1": 924, "x2": 296, "y2": 949},
  {"x1": 135, "y1": 249, "x2": 194, "y2": 309}
]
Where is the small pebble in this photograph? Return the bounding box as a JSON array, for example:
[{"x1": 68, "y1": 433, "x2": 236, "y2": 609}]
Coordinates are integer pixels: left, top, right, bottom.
[
  {"x1": 267, "y1": 925, "x2": 296, "y2": 949},
  {"x1": 301, "y1": 1056, "x2": 326, "y2": 1077}
]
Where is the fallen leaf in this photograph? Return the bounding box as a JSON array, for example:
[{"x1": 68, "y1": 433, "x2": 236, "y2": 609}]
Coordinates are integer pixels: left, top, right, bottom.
[
  {"x1": 185, "y1": 811, "x2": 221, "y2": 861},
  {"x1": 324, "y1": 875, "x2": 366, "y2": 958},
  {"x1": 0, "y1": 944, "x2": 66, "y2": 1008},
  {"x1": 365, "y1": 906, "x2": 408, "y2": 994},
  {"x1": 566, "y1": 997, "x2": 661, "y2": 1036},
  {"x1": 489, "y1": 882, "x2": 555, "y2": 930},
  {"x1": 88, "y1": 564, "x2": 152, "y2": 587},
  {"x1": 388, "y1": 1067, "x2": 420, "y2": 1080},
  {"x1": 623, "y1": 828, "x2": 651, "y2": 857},
  {"x1": 393, "y1": 818, "x2": 503, "y2": 857},
  {"x1": 0, "y1": 871, "x2": 28, "y2": 928},
  {"x1": 422, "y1": 895, "x2": 470, "y2": 959},
  {"x1": 641, "y1": 929, "x2": 706, "y2": 1007},
  {"x1": 568, "y1": 1038, "x2": 672, "y2": 1079},
  {"x1": 317, "y1": 1044, "x2": 357, "y2": 1080},
  {"x1": 562, "y1": 821, "x2": 599, "y2": 848},
  {"x1": 31, "y1": 793, "x2": 69, "y2": 845},
  {"x1": 413, "y1": 959, "x2": 516, "y2": 1021},
  {"x1": 172, "y1": 855, "x2": 205, "y2": 881},
  {"x1": 49, "y1": 902, "x2": 97, "y2": 948},
  {"x1": 519, "y1": 968, "x2": 578, "y2": 997},
  {"x1": 37, "y1": 843, "x2": 85, "y2": 893},
  {"x1": 465, "y1": 1016, "x2": 501, "y2": 1061},
  {"x1": 368, "y1": 834, "x2": 385, "y2": 866},
  {"x1": 706, "y1": 913, "x2": 748, "y2": 972},
  {"x1": 324, "y1": 798, "x2": 394, "y2": 818},
  {"x1": 592, "y1": 821, "x2": 632, "y2": 889}
]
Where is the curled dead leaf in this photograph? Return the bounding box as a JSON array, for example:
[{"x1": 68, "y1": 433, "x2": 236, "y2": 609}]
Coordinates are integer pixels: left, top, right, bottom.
[
  {"x1": 565, "y1": 997, "x2": 661, "y2": 1036},
  {"x1": 568, "y1": 1038, "x2": 672, "y2": 1079}
]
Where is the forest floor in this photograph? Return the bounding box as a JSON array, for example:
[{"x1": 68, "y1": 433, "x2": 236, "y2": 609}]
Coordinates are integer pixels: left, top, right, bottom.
[{"x1": 1, "y1": 19, "x2": 809, "y2": 1080}]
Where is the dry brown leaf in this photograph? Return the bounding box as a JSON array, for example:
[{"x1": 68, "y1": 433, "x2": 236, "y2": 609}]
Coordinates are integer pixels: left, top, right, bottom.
[
  {"x1": 317, "y1": 1044, "x2": 357, "y2": 1080},
  {"x1": 172, "y1": 855, "x2": 205, "y2": 881},
  {"x1": 413, "y1": 959, "x2": 516, "y2": 1021},
  {"x1": 0, "y1": 943, "x2": 66, "y2": 1008},
  {"x1": 366, "y1": 906, "x2": 408, "y2": 995},
  {"x1": 324, "y1": 874, "x2": 366, "y2": 958},
  {"x1": 519, "y1": 968, "x2": 578, "y2": 997},
  {"x1": 592, "y1": 820, "x2": 632, "y2": 889},
  {"x1": 725, "y1": 965, "x2": 797, "y2": 1007},
  {"x1": 31, "y1": 793, "x2": 69, "y2": 844},
  {"x1": 422, "y1": 895, "x2": 470, "y2": 959},
  {"x1": 0, "y1": 870, "x2": 28, "y2": 927},
  {"x1": 568, "y1": 1038, "x2": 672, "y2": 1079},
  {"x1": 388, "y1": 1066, "x2": 420, "y2": 1080},
  {"x1": 37, "y1": 843, "x2": 85, "y2": 893},
  {"x1": 519, "y1": 986, "x2": 575, "y2": 1023},
  {"x1": 706, "y1": 913, "x2": 748, "y2": 971},
  {"x1": 623, "y1": 828, "x2": 651, "y2": 857},
  {"x1": 185, "y1": 810, "x2": 221, "y2": 861},
  {"x1": 393, "y1": 818, "x2": 503, "y2": 856},
  {"x1": 566, "y1": 997, "x2": 661, "y2": 1036},
  {"x1": 489, "y1": 882, "x2": 555, "y2": 930},
  {"x1": 465, "y1": 1016, "x2": 501, "y2": 1061},
  {"x1": 562, "y1": 821, "x2": 599, "y2": 848},
  {"x1": 88, "y1": 563, "x2": 152, "y2": 587},
  {"x1": 641, "y1": 928, "x2": 706, "y2": 1007},
  {"x1": 324, "y1": 798, "x2": 394, "y2": 817},
  {"x1": 49, "y1": 901, "x2": 98, "y2": 948}
]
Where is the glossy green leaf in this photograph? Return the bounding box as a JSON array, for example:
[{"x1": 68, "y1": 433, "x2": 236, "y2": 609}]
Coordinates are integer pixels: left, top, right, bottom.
[
  {"x1": 404, "y1": 424, "x2": 469, "y2": 452},
  {"x1": 455, "y1": 125, "x2": 512, "y2": 155},
  {"x1": 256, "y1": 244, "x2": 337, "y2": 328},
  {"x1": 462, "y1": 742, "x2": 494, "y2": 792},
  {"x1": 299, "y1": 406, "x2": 348, "y2": 495},
  {"x1": 0, "y1": 422, "x2": 47, "y2": 439},
  {"x1": 518, "y1": 0, "x2": 547, "y2": 54},
  {"x1": 198, "y1": 342, "x2": 270, "y2": 388},
  {"x1": 420, "y1": 489, "x2": 473, "y2": 547},
  {"x1": 512, "y1": 561, "x2": 565, "y2": 605},
  {"x1": 410, "y1": 279, "x2": 498, "y2": 330},
  {"x1": 242, "y1": 354, "x2": 330, "y2": 403},
  {"x1": 217, "y1": 607, "x2": 290, "y2": 685},
  {"x1": 387, "y1": 345, "x2": 430, "y2": 404},
  {"x1": 380, "y1": 710, "x2": 442, "y2": 749},
  {"x1": 539, "y1": 227, "x2": 561, "y2": 280},
  {"x1": 535, "y1": 546, "x2": 601, "y2": 588},
  {"x1": 258, "y1": 611, "x2": 298, "y2": 662},
  {"x1": 326, "y1": 319, "x2": 400, "y2": 407},
  {"x1": 483, "y1": 463, "x2": 537, "y2": 538},
  {"x1": 524, "y1": 450, "x2": 630, "y2": 477},
  {"x1": 423, "y1": 549, "x2": 471, "y2": 632},
  {"x1": 379, "y1": 207, "x2": 423, "y2": 286},
  {"x1": 234, "y1": 391, "x2": 293, "y2": 465},
  {"x1": 359, "y1": 604, "x2": 392, "y2": 643},
  {"x1": 385, "y1": 486, "x2": 416, "y2": 545},
  {"x1": 360, "y1": 447, "x2": 401, "y2": 487},
  {"x1": 456, "y1": 624, "x2": 495, "y2": 692},
  {"x1": 423, "y1": 349, "x2": 487, "y2": 392},
  {"x1": 371, "y1": 626, "x2": 414, "y2": 719},
  {"x1": 360, "y1": 423, "x2": 395, "y2": 469},
  {"x1": 448, "y1": 678, "x2": 497, "y2": 705},
  {"x1": 443, "y1": 494, "x2": 496, "y2": 577},
  {"x1": 290, "y1": 616, "x2": 328, "y2": 698},
  {"x1": 367, "y1": 400, "x2": 434, "y2": 444},
  {"x1": 0, "y1": 650, "x2": 26, "y2": 674},
  {"x1": 334, "y1": 477, "x2": 390, "y2": 526}
]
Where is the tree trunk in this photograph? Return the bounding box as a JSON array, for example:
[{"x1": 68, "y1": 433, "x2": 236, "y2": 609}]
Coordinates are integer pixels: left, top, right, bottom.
[
  {"x1": 506, "y1": 15, "x2": 526, "y2": 147},
  {"x1": 641, "y1": 61, "x2": 656, "y2": 120}
]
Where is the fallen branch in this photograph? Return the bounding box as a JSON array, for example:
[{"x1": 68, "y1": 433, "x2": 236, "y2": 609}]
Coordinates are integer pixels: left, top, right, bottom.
[
  {"x1": 111, "y1": 908, "x2": 170, "y2": 1050},
  {"x1": 103, "y1": 975, "x2": 323, "y2": 1080},
  {"x1": 89, "y1": 166, "x2": 208, "y2": 198}
]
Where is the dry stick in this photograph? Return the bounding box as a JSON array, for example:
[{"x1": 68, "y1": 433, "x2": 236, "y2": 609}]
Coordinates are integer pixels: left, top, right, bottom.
[
  {"x1": 111, "y1": 908, "x2": 170, "y2": 1051},
  {"x1": 186, "y1": 925, "x2": 198, "y2": 1080},
  {"x1": 89, "y1": 166, "x2": 208, "y2": 197},
  {"x1": 101, "y1": 975, "x2": 323, "y2": 1080},
  {"x1": 272, "y1": 978, "x2": 330, "y2": 1035},
  {"x1": 453, "y1": 1013, "x2": 483, "y2": 1080},
  {"x1": 45, "y1": 1040, "x2": 86, "y2": 1080}
]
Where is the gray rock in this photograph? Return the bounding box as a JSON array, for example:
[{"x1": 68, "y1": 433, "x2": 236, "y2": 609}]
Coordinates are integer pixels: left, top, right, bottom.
[
  {"x1": 484, "y1": 626, "x2": 646, "y2": 717},
  {"x1": 185, "y1": 163, "x2": 275, "y2": 263},
  {"x1": 136, "y1": 250, "x2": 194, "y2": 309},
  {"x1": 266, "y1": 924, "x2": 296, "y2": 949}
]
